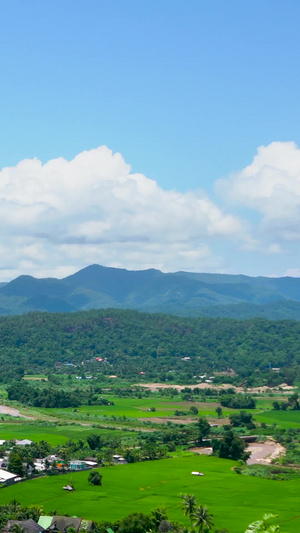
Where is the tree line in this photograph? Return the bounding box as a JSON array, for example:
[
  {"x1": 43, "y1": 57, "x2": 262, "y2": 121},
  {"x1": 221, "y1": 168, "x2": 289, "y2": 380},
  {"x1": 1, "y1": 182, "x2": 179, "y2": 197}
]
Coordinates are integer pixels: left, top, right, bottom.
[
  {"x1": 0, "y1": 499, "x2": 284, "y2": 533},
  {"x1": 7, "y1": 381, "x2": 114, "y2": 408}
]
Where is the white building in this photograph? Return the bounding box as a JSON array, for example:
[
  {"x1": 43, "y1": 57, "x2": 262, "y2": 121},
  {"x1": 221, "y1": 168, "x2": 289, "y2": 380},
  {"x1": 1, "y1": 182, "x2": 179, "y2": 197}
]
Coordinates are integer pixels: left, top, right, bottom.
[
  {"x1": 0, "y1": 469, "x2": 18, "y2": 486},
  {"x1": 15, "y1": 439, "x2": 33, "y2": 446}
]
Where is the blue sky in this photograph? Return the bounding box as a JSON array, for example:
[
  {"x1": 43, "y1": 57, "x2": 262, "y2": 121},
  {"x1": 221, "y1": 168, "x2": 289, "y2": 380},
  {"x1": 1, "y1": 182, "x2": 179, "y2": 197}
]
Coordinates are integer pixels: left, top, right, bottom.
[{"x1": 1, "y1": 1, "x2": 300, "y2": 280}]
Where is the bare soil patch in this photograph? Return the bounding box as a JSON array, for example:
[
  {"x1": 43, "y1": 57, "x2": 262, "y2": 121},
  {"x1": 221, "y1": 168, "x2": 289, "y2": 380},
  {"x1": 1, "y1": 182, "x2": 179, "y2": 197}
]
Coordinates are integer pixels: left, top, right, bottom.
[
  {"x1": 163, "y1": 401, "x2": 218, "y2": 409},
  {"x1": 136, "y1": 383, "x2": 234, "y2": 392},
  {"x1": 139, "y1": 416, "x2": 196, "y2": 425},
  {"x1": 247, "y1": 440, "x2": 285, "y2": 465},
  {"x1": 23, "y1": 377, "x2": 47, "y2": 381},
  {"x1": 0, "y1": 405, "x2": 33, "y2": 419},
  {"x1": 136, "y1": 382, "x2": 295, "y2": 394},
  {"x1": 207, "y1": 417, "x2": 230, "y2": 426},
  {"x1": 235, "y1": 384, "x2": 295, "y2": 394},
  {"x1": 189, "y1": 446, "x2": 213, "y2": 455}
]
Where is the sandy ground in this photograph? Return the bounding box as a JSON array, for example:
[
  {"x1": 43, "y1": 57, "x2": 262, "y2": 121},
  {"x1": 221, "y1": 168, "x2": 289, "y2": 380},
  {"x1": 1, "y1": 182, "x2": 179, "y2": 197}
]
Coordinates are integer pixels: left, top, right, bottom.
[
  {"x1": 136, "y1": 383, "x2": 234, "y2": 392},
  {"x1": 236, "y1": 384, "x2": 295, "y2": 394},
  {"x1": 136, "y1": 382, "x2": 295, "y2": 393},
  {"x1": 189, "y1": 439, "x2": 285, "y2": 465},
  {"x1": 189, "y1": 446, "x2": 213, "y2": 455},
  {"x1": 246, "y1": 440, "x2": 285, "y2": 465},
  {"x1": 0, "y1": 405, "x2": 33, "y2": 419},
  {"x1": 207, "y1": 417, "x2": 230, "y2": 426}
]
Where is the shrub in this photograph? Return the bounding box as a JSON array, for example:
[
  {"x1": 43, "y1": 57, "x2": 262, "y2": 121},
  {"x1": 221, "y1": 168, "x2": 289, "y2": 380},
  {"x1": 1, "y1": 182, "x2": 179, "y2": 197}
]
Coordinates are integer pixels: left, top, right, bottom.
[{"x1": 88, "y1": 470, "x2": 102, "y2": 485}]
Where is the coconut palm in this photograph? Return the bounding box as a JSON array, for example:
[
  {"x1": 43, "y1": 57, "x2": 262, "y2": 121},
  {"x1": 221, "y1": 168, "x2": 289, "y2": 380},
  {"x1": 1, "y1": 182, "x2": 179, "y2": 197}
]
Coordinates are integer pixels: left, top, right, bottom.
[
  {"x1": 180, "y1": 493, "x2": 197, "y2": 521},
  {"x1": 244, "y1": 514, "x2": 282, "y2": 532},
  {"x1": 9, "y1": 500, "x2": 21, "y2": 514},
  {"x1": 192, "y1": 505, "x2": 214, "y2": 533}
]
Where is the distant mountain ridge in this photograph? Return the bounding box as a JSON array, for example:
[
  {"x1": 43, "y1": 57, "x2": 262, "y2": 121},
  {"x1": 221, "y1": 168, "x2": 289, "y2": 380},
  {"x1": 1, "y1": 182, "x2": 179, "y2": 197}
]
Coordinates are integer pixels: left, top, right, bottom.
[{"x1": 1, "y1": 264, "x2": 300, "y2": 319}]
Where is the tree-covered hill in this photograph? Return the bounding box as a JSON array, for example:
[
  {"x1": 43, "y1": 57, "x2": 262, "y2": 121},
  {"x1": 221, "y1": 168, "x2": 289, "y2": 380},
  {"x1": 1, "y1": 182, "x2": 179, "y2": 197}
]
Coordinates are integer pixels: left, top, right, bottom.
[
  {"x1": 2, "y1": 265, "x2": 300, "y2": 318},
  {"x1": 0, "y1": 309, "x2": 299, "y2": 385}
]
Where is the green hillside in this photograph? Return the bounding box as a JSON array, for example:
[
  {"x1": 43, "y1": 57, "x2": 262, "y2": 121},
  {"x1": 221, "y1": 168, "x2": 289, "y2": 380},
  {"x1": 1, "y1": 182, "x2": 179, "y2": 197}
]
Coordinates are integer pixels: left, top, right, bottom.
[
  {"x1": 1, "y1": 264, "x2": 300, "y2": 318},
  {"x1": 0, "y1": 308, "x2": 299, "y2": 383}
]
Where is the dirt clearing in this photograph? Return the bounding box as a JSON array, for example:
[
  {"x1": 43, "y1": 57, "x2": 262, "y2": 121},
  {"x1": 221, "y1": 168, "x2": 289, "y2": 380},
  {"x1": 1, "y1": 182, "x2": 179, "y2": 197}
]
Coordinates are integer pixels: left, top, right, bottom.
[
  {"x1": 247, "y1": 440, "x2": 285, "y2": 465},
  {"x1": 0, "y1": 405, "x2": 33, "y2": 419}
]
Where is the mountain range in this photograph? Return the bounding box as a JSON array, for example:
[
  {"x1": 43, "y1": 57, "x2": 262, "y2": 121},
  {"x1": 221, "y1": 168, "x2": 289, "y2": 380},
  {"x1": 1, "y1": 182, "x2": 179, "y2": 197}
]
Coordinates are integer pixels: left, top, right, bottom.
[{"x1": 1, "y1": 264, "x2": 300, "y2": 319}]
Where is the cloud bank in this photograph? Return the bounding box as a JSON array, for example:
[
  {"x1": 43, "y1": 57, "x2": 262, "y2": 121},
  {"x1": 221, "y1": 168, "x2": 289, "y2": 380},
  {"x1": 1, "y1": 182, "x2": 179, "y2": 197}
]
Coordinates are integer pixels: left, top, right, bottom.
[
  {"x1": 0, "y1": 146, "x2": 244, "y2": 280},
  {"x1": 1, "y1": 142, "x2": 300, "y2": 280}
]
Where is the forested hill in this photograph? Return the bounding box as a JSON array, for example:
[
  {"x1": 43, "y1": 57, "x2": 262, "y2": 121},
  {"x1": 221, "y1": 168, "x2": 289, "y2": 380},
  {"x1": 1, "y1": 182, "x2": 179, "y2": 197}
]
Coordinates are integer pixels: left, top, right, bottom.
[
  {"x1": 1, "y1": 264, "x2": 300, "y2": 319},
  {"x1": 0, "y1": 309, "x2": 299, "y2": 385}
]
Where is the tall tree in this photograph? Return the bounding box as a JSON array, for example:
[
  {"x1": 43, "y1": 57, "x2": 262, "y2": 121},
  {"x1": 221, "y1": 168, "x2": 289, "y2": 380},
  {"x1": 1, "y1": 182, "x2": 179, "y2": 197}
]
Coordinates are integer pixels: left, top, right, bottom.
[
  {"x1": 8, "y1": 451, "x2": 24, "y2": 477},
  {"x1": 197, "y1": 417, "x2": 210, "y2": 445},
  {"x1": 212, "y1": 430, "x2": 250, "y2": 462},
  {"x1": 215, "y1": 407, "x2": 223, "y2": 418},
  {"x1": 192, "y1": 505, "x2": 214, "y2": 532},
  {"x1": 180, "y1": 494, "x2": 197, "y2": 523}
]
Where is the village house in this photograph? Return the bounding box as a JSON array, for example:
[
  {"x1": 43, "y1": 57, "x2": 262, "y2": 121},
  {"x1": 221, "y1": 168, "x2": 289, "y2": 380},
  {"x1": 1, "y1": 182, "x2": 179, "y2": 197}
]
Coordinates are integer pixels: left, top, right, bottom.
[
  {"x1": 69, "y1": 460, "x2": 87, "y2": 471},
  {"x1": 0, "y1": 441, "x2": 99, "y2": 481},
  {"x1": 38, "y1": 516, "x2": 93, "y2": 532},
  {"x1": 0, "y1": 468, "x2": 19, "y2": 486},
  {"x1": 3, "y1": 519, "x2": 45, "y2": 533},
  {"x1": 112, "y1": 454, "x2": 127, "y2": 465},
  {"x1": 0, "y1": 457, "x2": 8, "y2": 469},
  {"x1": 84, "y1": 459, "x2": 98, "y2": 468},
  {"x1": 44, "y1": 455, "x2": 68, "y2": 469},
  {"x1": 15, "y1": 439, "x2": 33, "y2": 446}
]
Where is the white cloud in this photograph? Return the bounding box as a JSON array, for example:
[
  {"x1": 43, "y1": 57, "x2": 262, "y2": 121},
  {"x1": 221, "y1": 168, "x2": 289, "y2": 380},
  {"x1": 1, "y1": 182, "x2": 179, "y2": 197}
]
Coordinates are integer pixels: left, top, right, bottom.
[
  {"x1": 285, "y1": 268, "x2": 300, "y2": 277},
  {"x1": 217, "y1": 141, "x2": 300, "y2": 242},
  {"x1": 0, "y1": 146, "x2": 245, "y2": 280}
]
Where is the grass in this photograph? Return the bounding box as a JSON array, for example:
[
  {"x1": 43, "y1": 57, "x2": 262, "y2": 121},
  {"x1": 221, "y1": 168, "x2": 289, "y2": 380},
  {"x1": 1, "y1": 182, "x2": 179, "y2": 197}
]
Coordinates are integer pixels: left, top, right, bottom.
[
  {"x1": 2, "y1": 390, "x2": 299, "y2": 432},
  {"x1": 3, "y1": 393, "x2": 297, "y2": 432},
  {"x1": 0, "y1": 422, "x2": 136, "y2": 446},
  {"x1": 35, "y1": 397, "x2": 235, "y2": 421},
  {"x1": 1, "y1": 455, "x2": 300, "y2": 532},
  {"x1": 255, "y1": 409, "x2": 300, "y2": 429}
]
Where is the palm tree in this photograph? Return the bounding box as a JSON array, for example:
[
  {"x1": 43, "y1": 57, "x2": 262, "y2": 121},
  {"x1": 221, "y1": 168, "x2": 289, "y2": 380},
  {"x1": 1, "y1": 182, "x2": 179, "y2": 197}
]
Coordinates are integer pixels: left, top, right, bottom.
[
  {"x1": 180, "y1": 493, "x2": 197, "y2": 522},
  {"x1": 192, "y1": 505, "x2": 214, "y2": 533},
  {"x1": 9, "y1": 499, "x2": 21, "y2": 512},
  {"x1": 244, "y1": 513, "x2": 281, "y2": 532}
]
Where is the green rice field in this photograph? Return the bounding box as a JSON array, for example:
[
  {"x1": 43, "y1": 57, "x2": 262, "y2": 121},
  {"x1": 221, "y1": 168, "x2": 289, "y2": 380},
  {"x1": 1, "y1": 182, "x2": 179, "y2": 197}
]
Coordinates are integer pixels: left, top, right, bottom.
[
  {"x1": 36, "y1": 396, "x2": 235, "y2": 420},
  {"x1": 2, "y1": 393, "x2": 298, "y2": 431},
  {"x1": 0, "y1": 422, "x2": 136, "y2": 445},
  {"x1": 255, "y1": 409, "x2": 300, "y2": 428},
  {"x1": 1, "y1": 455, "x2": 299, "y2": 532}
]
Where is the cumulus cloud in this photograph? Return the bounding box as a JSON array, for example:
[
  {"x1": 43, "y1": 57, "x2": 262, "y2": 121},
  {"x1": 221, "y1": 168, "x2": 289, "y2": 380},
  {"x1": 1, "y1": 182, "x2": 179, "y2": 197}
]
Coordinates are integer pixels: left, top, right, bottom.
[
  {"x1": 217, "y1": 141, "x2": 300, "y2": 242},
  {"x1": 0, "y1": 146, "x2": 245, "y2": 280}
]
